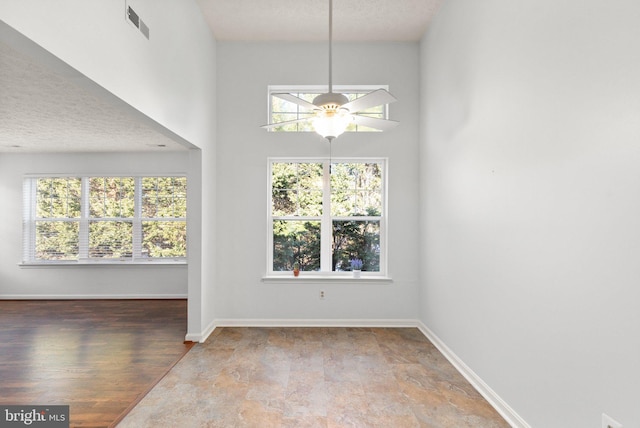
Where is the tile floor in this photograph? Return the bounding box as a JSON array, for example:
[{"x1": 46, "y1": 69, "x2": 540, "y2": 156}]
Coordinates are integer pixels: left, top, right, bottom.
[{"x1": 118, "y1": 327, "x2": 510, "y2": 427}]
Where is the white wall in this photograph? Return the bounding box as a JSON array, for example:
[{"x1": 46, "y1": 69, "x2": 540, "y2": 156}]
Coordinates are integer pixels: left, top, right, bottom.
[
  {"x1": 0, "y1": 152, "x2": 188, "y2": 298},
  {"x1": 420, "y1": 0, "x2": 640, "y2": 426},
  {"x1": 0, "y1": 0, "x2": 217, "y2": 339},
  {"x1": 215, "y1": 42, "x2": 421, "y2": 321}
]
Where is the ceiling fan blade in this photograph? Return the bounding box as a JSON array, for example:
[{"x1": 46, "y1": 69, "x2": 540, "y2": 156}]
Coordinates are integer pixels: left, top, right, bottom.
[
  {"x1": 261, "y1": 117, "x2": 313, "y2": 129},
  {"x1": 341, "y1": 89, "x2": 397, "y2": 113},
  {"x1": 273, "y1": 93, "x2": 319, "y2": 111},
  {"x1": 352, "y1": 115, "x2": 399, "y2": 131}
]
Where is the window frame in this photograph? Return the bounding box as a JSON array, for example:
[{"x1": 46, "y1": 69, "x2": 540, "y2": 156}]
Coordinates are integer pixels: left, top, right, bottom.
[
  {"x1": 266, "y1": 157, "x2": 388, "y2": 279},
  {"x1": 267, "y1": 85, "x2": 391, "y2": 133},
  {"x1": 22, "y1": 174, "x2": 187, "y2": 265}
]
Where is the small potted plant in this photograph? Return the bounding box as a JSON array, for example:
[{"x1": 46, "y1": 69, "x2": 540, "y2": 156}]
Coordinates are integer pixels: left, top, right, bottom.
[
  {"x1": 293, "y1": 261, "x2": 300, "y2": 277},
  {"x1": 350, "y1": 258, "x2": 363, "y2": 278}
]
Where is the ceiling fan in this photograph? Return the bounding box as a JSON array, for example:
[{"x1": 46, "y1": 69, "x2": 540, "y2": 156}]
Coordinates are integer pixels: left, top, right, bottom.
[{"x1": 261, "y1": 0, "x2": 399, "y2": 141}]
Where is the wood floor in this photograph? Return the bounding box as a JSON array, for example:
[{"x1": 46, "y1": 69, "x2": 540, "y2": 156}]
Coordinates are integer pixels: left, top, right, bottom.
[
  {"x1": 119, "y1": 327, "x2": 510, "y2": 427},
  {"x1": 0, "y1": 299, "x2": 193, "y2": 428}
]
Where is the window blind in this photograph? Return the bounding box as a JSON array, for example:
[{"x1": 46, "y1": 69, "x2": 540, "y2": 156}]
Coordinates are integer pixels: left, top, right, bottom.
[{"x1": 22, "y1": 175, "x2": 187, "y2": 264}]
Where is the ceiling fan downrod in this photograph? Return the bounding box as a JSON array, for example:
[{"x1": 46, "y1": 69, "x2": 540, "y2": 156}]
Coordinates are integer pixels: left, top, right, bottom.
[
  {"x1": 313, "y1": 0, "x2": 348, "y2": 108},
  {"x1": 312, "y1": 0, "x2": 350, "y2": 141},
  {"x1": 323, "y1": 0, "x2": 346, "y2": 107},
  {"x1": 328, "y1": 0, "x2": 333, "y2": 94}
]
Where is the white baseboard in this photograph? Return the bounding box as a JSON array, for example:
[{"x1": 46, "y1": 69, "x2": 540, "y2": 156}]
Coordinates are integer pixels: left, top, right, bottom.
[
  {"x1": 213, "y1": 318, "x2": 418, "y2": 328},
  {"x1": 187, "y1": 318, "x2": 417, "y2": 345},
  {"x1": 0, "y1": 294, "x2": 188, "y2": 300},
  {"x1": 416, "y1": 322, "x2": 530, "y2": 428},
  {"x1": 185, "y1": 318, "x2": 217, "y2": 343}
]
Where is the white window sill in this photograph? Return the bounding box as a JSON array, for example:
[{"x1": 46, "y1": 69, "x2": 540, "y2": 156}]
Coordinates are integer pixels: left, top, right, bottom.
[
  {"x1": 262, "y1": 274, "x2": 393, "y2": 284},
  {"x1": 19, "y1": 260, "x2": 187, "y2": 268}
]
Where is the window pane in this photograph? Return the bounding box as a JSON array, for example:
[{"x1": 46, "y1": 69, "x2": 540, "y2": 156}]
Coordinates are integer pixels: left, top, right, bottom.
[
  {"x1": 273, "y1": 220, "x2": 321, "y2": 271},
  {"x1": 272, "y1": 190, "x2": 323, "y2": 217},
  {"x1": 36, "y1": 178, "x2": 81, "y2": 218},
  {"x1": 298, "y1": 190, "x2": 323, "y2": 216},
  {"x1": 272, "y1": 97, "x2": 295, "y2": 113},
  {"x1": 272, "y1": 163, "x2": 297, "y2": 190},
  {"x1": 346, "y1": 113, "x2": 384, "y2": 132},
  {"x1": 35, "y1": 221, "x2": 79, "y2": 260},
  {"x1": 296, "y1": 116, "x2": 316, "y2": 132},
  {"x1": 297, "y1": 163, "x2": 323, "y2": 187},
  {"x1": 271, "y1": 113, "x2": 299, "y2": 132},
  {"x1": 344, "y1": 93, "x2": 385, "y2": 132},
  {"x1": 89, "y1": 221, "x2": 132, "y2": 258},
  {"x1": 272, "y1": 190, "x2": 297, "y2": 216},
  {"x1": 332, "y1": 220, "x2": 380, "y2": 272},
  {"x1": 331, "y1": 163, "x2": 382, "y2": 216},
  {"x1": 89, "y1": 177, "x2": 135, "y2": 218},
  {"x1": 271, "y1": 93, "x2": 321, "y2": 114},
  {"x1": 272, "y1": 163, "x2": 323, "y2": 216},
  {"x1": 142, "y1": 177, "x2": 187, "y2": 218},
  {"x1": 271, "y1": 91, "x2": 318, "y2": 131},
  {"x1": 142, "y1": 221, "x2": 187, "y2": 258}
]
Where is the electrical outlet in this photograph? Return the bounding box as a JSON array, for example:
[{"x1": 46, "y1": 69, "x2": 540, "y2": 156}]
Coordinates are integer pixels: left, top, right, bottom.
[
  {"x1": 602, "y1": 413, "x2": 622, "y2": 428},
  {"x1": 320, "y1": 290, "x2": 325, "y2": 300}
]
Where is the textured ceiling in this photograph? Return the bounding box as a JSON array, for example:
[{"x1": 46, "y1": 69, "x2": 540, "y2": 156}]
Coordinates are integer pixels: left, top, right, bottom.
[
  {"x1": 1, "y1": 0, "x2": 441, "y2": 154},
  {"x1": 0, "y1": 40, "x2": 188, "y2": 153},
  {"x1": 197, "y1": 0, "x2": 442, "y2": 42}
]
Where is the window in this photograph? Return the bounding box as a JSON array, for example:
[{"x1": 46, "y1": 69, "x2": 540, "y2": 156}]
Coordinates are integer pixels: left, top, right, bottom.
[
  {"x1": 268, "y1": 85, "x2": 389, "y2": 133},
  {"x1": 268, "y1": 158, "x2": 387, "y2": 276},
  {"x1": 23, "y1": 176, "x2": 187, "y2": 264}
]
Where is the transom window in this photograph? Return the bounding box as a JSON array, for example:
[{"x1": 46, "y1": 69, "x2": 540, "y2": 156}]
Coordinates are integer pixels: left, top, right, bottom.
[
  {"x1": 268, "y1": 158, "x2": 387, "y2": 276},
  {"x1": 268, "y1": 85, "x2": 389, "y2": 133},
  {"x1": 23, "y1": 176, "x2": 187, "y2": 264}
]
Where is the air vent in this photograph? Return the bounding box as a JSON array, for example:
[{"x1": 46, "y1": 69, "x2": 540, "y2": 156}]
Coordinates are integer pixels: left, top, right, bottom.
[
  {"x1": 126, "y1": 4, "x2": 150, "y2": 39},
  {"x1": 127, "y1": 6, "x2": 139, "y2": 28}
]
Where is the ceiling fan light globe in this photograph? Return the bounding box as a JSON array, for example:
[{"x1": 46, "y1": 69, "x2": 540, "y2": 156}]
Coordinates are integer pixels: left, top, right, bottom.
[{"x1": 312, "y1": 109, "x2": 352, "y2": 140}]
